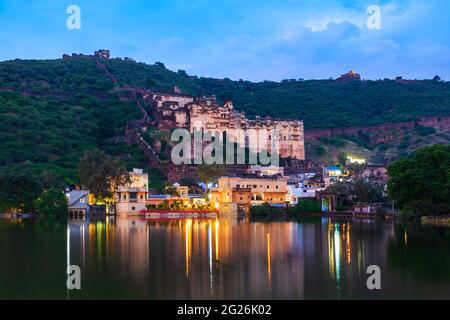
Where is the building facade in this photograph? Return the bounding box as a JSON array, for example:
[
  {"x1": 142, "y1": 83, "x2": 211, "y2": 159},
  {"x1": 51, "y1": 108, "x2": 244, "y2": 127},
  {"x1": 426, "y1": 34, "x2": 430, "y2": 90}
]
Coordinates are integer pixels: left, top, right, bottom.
[
  {"x1": 115, "y1": 168, "x2": 149, "y2": 215},
  {"x1": 211, "y1": 176, "x2": 289, "y2": 208},
  {"x1": 148, "y1": 93, "x2": 305, "y2": 160},
  {"x1": 66, "y1": 189, "x2": 90, "y2": 219},
  {"x1": 189, "y1": 99, "x2": 305, "y2": 160}
]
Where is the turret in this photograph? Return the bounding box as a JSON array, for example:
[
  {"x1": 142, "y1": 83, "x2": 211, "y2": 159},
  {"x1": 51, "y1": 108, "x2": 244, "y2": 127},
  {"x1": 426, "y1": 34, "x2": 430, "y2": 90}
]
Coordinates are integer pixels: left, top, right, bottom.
[{"x1": 224, "y1": 100, "x2": 234, "y2": 110}]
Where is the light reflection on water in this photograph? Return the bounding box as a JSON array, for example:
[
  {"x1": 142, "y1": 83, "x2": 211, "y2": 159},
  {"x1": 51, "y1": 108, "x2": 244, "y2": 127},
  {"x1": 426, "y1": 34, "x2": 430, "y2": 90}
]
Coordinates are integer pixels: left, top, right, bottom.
[{"x1": 0, "y1": 216, "x2": 450, "y2": 299}]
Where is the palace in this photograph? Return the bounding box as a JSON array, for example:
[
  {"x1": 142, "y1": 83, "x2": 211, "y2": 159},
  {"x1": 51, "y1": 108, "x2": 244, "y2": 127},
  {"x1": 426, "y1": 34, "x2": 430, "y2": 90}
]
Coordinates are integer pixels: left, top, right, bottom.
[{"x1": 148, "y1": 91, "x2": 305, "y2": 160}]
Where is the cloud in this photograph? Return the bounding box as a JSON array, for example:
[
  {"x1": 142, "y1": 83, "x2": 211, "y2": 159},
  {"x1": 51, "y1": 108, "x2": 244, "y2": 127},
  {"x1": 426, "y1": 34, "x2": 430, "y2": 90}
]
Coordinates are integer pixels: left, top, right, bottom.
[
  {"x1": 186, "y1": 1, "x2": 450, "y2": 81},
  {"x1": 0, "y1": 0, "x2": 449, "y2": 81}
]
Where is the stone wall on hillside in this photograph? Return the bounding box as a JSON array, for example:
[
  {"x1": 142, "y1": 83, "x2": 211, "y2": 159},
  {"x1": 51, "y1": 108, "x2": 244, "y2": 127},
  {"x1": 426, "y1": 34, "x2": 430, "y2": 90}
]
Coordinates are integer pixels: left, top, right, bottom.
[{"x1": 305, "y1": 116, "x2": 450, "y2": 144}]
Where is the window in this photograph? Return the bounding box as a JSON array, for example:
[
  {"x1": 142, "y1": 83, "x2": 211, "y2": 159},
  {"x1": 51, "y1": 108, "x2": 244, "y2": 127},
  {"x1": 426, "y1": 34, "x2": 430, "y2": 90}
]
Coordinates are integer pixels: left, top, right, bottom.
[
  {"x1": 132, "y1": 207, "x2": 135, "y2": 211},
  {"x1": 140, "y1": 194, "x2": 144, "y2": 200},
  {"x1": 276, "y1": 185, "x2": 279, "y2": 189},
  {"x1": 130, "y1": 192, "x2": 137, "y2": 199},
  {"x1": 123, "y1": 194, "x2": 127, "y2": 200},
  {"x1": 80, "y1": 198, "x2": 85, "y2": 203},
  {"x1": 267, "y1": 185, "x2": 269, "y2": 189}
]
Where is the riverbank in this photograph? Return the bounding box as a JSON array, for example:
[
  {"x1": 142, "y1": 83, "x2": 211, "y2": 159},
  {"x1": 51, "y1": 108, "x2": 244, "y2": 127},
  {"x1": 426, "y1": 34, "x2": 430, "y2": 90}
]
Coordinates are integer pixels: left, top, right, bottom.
[
  {"x1": 307, "y1": 211, "x2": 394, "y2": 219},
  {"x1": 421, "y1": 216, "x2": 450, "y2": 226},
  {"x1": 250, "y1": 207, "x2": 394, "y2": 220},
  {"x1": 138, "y1": 209, "x2": 219, "y2": 220},
  {"x1": 0, "y1": 213, "x2": 36, "y2": 219}
]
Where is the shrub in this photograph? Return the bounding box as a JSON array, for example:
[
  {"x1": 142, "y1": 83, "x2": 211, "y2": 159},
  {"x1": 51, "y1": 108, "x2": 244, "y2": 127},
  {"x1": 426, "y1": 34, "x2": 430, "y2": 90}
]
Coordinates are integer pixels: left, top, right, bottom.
[
  {"x1": 250, "y1": 203, "x2": 285, "y2": 216},
  {"x1": 34, "y1": 188, "x2": 68, "y2": 218}
]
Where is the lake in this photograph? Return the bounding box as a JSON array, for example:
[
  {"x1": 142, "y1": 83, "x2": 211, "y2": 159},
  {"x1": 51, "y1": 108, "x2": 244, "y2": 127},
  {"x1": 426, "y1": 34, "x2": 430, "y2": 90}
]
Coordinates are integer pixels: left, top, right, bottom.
[{"x1": 1, "y1": 216, "x2": 449, "y2": 299}]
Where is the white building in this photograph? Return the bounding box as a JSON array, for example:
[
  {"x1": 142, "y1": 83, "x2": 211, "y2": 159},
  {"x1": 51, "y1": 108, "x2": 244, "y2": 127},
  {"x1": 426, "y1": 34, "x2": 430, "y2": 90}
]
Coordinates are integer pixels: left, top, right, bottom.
[
  {"x1": 115, "y1": 169, "x2": 149, "y2": 216},
  {"x1": 323, "y1": 166, "x2": 343, "y2": 187},
  {"x1": 286, "y1": 185, "x2": 324, "y2": 205},
  {"x1": 66, "y1": 189, "x2": 90, "y2": 219},
  {"x1": 248, "y1": 165, "x2": 284, "y2": 177}
]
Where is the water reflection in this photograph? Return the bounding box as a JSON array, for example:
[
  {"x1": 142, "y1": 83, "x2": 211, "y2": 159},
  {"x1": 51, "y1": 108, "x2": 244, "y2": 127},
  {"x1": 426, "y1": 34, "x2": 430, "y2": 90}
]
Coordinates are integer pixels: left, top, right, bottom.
[
  {"x1": 387, "y1": 223, "x2": 450, "y2": 284},
  {"x1": 63, "y1": 217, "x2": 305, "y2": 299},
  {"x1": 0, "y1": 216, "x2": 449, "y2": 299}
]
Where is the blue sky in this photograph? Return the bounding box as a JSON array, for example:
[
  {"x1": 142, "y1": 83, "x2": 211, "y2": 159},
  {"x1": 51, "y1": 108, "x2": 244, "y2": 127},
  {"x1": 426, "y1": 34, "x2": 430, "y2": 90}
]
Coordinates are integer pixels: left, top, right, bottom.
[{"x1": 0, "y1": 0, "x2": 449, "y2": 81}]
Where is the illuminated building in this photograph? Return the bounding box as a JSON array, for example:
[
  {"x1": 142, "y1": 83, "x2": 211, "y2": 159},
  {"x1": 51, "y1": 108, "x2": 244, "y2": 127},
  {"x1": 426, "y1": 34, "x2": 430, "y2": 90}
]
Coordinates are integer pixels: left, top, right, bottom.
[
  {"x1": 323, "y1": 165, "x2": 343, "y2": 187},
  {"x1": 211, "y1": 176, "x2": 288, "y2": 211},
  {"x1": 115, "y1": 168, "x2": 149, "y2": 215},
  {"x1": 149, "y1": 93, "x2": 305, "y2": 160},
  {"x1": 347, "y1": 156, "x2": 366, "y2": 165}
]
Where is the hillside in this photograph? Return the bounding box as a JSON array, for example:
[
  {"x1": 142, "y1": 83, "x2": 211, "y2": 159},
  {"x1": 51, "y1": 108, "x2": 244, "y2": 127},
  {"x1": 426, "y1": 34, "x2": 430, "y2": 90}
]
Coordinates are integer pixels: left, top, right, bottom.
[
  {"x1": 102, "y1": 60, "x2": 450, "y2": 129},
  {"x1": 0, "y1": 59, "x2": 145, "y2": 184},
  {"x1": 306, "y1": 129, "x2": 450, "y2": 166},
  {"x1": 0, "y1": 56, "x2": 449, "y2": 184}
]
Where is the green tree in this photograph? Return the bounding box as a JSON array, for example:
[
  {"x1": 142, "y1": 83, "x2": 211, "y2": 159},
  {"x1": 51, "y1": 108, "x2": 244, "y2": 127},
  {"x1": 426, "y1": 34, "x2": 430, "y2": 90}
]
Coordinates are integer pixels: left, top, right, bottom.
[
  {"x1": 34, "y1": 187, "x2": 68, "y2": 218},
  {"x1": 327, "y1": 182, "x2": 354, "y2": 210},
  {"x1": 388, "y1": 144, "x2": 450, "y2": 217},
  {"x1": 179, "y1": 177, "x2": 202, "y2": 193},
  {"x1": 327, "y1": 180, "x2": 385, "y2": 210},
  {"x1": 197, "y1": 164, "x2": 225, "y2": 195},
  {"x1": 78, "y1": 149, "x2": 131, "y2": 200},
  {"x1": 0, "y1": 170, "x2": 42, "y2": 213},
  {"x1": 157, "y1": 200, "x2": 170, "y2": 210},
  {"x1": 250, "y1": 203, "x2": 284, "y2": 216},
  {"x1": 292, "y1": 199, "x2": 321, "y2": 213},
  {"x1": 164, "y1": 185, "x2": 180, "y2": 197},
  {"x1": 337, "y1": 152, "x2": 348, "y2": 167},
  {"x1": 352, "y1": 180, "x2": 384, "y2": 203},
  {"x1": 170, "y1": 200, "x2": 183, "y2": 209}
]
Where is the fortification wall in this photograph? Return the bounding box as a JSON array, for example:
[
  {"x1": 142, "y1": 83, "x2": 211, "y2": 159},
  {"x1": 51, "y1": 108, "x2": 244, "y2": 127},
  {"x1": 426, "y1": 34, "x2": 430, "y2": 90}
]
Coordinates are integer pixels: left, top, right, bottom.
[{"x1": 305, "y1": 116, "x2": 450, "y2": 143}]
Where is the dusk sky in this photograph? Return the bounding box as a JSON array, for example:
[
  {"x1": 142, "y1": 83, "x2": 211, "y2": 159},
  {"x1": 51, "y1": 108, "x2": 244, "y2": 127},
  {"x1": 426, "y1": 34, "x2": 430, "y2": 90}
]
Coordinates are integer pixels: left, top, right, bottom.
[{"x1": 0, "y1": 0, "x2": 449, "y2": 81}]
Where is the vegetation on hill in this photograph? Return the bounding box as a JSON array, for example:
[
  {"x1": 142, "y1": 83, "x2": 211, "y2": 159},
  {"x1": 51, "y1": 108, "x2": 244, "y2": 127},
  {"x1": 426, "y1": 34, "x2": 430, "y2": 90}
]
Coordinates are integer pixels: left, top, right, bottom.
[
  {"x1": 0, "y1": 56, "x2": 449, "y2": 187},
  {"x1": 306, "y1": 128, "x2": 450, "y2": 166},
  {"x1": 0, "y1": 90, "x2": 141, "y2": 183},
  {"x1": 102, "y1": 59, "x2": 450, "y2": 129},
  {"x1": 196, "y1": 78, "x2": 450, "y2": 129},
  {"x1": 0, "y1": 59, "x2": 115, "y2": 92},
  {"x1": 103, "y1": 60, "x2": 204, "y2": 95}
]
